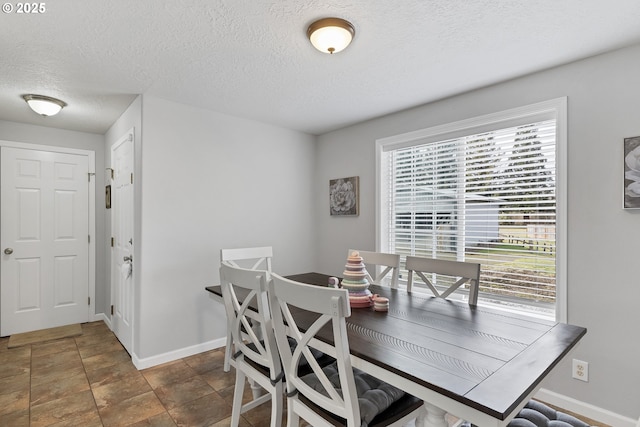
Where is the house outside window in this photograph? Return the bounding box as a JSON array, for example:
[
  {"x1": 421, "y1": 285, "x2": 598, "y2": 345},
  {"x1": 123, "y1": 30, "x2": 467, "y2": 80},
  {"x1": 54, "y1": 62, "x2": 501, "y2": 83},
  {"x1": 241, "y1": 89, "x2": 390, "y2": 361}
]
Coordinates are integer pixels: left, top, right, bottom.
[{"x1": 376, "y1": 99, "x2": 567, "y2": 321}]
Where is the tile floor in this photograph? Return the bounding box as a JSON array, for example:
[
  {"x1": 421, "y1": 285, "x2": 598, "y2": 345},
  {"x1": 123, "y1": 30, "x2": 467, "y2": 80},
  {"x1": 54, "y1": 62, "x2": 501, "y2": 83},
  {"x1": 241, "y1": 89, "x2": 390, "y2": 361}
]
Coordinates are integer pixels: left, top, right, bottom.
[
  {"x1": 0, "y1": 321, "x2": 605, "y2": 427},
  {"x1": 0, "y1": 321, "x2": 272, "y2": 427}
]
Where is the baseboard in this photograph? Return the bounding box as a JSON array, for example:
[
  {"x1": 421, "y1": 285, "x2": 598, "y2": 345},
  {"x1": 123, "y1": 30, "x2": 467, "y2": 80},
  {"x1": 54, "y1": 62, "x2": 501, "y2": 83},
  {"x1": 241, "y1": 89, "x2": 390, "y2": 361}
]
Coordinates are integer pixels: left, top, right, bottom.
[
  {"x1": 131, "y1": 337, "x2": 227, "y2": 370},
  {"x1": 536, "y1": 388, "x2": 638, "y2": 427},
  {"x1": 89, "y1": 318, "x2": 226, "y2": 371},
  {"x1": 94, "y1": 313, "x2": 111, "y2": 329}
]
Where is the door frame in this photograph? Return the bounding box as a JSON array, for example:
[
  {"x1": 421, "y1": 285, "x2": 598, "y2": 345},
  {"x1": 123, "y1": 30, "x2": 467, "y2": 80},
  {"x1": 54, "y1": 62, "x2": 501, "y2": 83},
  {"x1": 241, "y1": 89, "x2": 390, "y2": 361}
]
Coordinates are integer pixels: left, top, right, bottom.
[{"x1": 0, "y1": 140, "x2": 96, "y2": 327}]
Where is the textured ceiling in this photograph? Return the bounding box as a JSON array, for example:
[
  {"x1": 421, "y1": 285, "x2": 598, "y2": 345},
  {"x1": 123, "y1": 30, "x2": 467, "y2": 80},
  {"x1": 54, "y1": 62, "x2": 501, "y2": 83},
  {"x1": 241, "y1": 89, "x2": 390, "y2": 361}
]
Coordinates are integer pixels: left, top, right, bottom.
[{"x1": 2, "y1": 0, "x2": 640, "y2": 135}]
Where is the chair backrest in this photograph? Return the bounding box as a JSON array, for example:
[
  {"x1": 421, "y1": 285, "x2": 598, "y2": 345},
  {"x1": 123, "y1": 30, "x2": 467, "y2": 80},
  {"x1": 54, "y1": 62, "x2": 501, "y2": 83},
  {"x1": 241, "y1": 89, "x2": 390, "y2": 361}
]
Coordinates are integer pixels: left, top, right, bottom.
[
  {"x1": 220, "y1": 246, "x2": 273, "y2": 271},
  {"x1": 349, "y1": 249, "x2": 400, "y2": 288},
  {"x1": 405, "y1": 256, "x2": 481, "y2": 305},
  {"x1": 219, "y1": 262, "x2": 281, "y2": 382},
  {"x1": 219, "y1": 247, "x2": 273, "y2": 372},
  {"x1": 268, "y1": 273, "x2": 362, "y2": 425}
]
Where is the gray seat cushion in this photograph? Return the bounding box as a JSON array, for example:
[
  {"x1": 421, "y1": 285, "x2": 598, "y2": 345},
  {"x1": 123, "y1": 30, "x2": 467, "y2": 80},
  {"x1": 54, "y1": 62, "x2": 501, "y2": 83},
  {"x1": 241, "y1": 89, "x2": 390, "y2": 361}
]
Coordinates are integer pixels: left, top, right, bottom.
[
  {"x1": 243, "y1": 337, "x2": 334, "y2": 379},
  {"x1": 508, "y1": 400, "x2": 591, "y2": 427},
  {"x1": 462, "y1": 401, "x2": 592, "y2": 427},
  {"x1": 300, "y1": 361, "x2": 419, "y2": 427}
]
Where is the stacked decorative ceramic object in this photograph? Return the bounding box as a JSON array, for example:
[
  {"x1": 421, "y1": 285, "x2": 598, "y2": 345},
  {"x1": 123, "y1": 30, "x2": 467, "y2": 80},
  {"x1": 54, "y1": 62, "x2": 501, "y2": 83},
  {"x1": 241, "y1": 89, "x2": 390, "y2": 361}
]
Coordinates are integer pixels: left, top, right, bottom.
[
  {"x1": 342, "y1": 251, "x2": 373, "y2": 308},
  {"x1": 372, "y1": 296, "x2": 389, "y2": 312}
]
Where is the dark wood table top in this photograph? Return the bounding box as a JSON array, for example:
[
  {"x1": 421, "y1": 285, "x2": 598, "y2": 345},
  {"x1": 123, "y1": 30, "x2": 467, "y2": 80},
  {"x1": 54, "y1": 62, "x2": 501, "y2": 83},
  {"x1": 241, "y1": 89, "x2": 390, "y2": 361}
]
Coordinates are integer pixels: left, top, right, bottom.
[{"x1": 206, "y1": 272, "x2": 586, "y2": 423}]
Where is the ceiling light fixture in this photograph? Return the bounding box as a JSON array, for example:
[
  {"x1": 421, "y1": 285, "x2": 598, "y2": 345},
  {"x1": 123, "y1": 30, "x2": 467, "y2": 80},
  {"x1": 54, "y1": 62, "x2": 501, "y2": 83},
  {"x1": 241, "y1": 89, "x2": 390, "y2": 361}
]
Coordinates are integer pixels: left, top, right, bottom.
[
  {"x1": 307, "y1": 17, "x2": 355, "y2": 54},
  {"x1": 22, "y1": 94, "x2": 67, "y2": 116}
]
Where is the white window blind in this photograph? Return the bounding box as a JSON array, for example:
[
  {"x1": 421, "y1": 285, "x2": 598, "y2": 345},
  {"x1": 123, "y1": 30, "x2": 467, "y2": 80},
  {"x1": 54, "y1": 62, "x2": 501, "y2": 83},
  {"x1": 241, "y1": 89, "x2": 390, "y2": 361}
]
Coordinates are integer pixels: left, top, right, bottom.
[{"x1": 381, "y1": 119, "x2": 557, "y2": 316}]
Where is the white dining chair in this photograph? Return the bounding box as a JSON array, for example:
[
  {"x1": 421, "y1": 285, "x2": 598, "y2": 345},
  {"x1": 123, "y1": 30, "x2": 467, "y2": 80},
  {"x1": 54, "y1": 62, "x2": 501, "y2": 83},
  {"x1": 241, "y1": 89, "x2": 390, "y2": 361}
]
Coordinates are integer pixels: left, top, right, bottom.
[
  {"x1": 219, "y1": 262, "x2": 283, "y2": 427},
  {"x1": 221, "y1": 246, "x2": 273, "y2": 270},
  {"x1": 405, "y1": 255, "x2": 481, "y2": 305},
  {"x1": 349, "y1": 249, "x2": 401, "y2": 288},
  {"x1": 268, "y1": 273, "x2": 424, "y2": 427},
  {"x1": 220, "y1": 246, "x2": 273, "y2": 371}
]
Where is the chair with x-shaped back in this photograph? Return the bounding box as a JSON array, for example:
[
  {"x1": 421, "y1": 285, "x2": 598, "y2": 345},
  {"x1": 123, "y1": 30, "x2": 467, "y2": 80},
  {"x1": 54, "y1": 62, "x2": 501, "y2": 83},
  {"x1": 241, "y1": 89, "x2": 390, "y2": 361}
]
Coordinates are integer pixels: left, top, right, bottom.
[
  {"x1": 220, "y1": 246, "x2": 273, "y2": 371},
  {"x1": 348, "y1": 249, "x2": 400, "y2": 288},
  {"x1": 219, "y1": 262, "x2": 283, "y2": 427},
  {"x1": 405, "y1": 255, "x2": 481, "y2": 305},
  {"x1": 268, "y1": 272, "x2": 424, "y2": 427}
]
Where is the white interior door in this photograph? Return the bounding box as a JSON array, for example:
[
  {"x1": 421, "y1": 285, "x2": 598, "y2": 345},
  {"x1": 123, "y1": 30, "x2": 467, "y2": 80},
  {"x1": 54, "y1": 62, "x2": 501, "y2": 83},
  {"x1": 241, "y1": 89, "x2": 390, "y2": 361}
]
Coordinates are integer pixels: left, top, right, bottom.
[
  {"x1": 1, "y1": 146, "x2": 90, "y2": 336},
  {"x1": 111, "y1": 131, "x2": 134, "y2": 354}
]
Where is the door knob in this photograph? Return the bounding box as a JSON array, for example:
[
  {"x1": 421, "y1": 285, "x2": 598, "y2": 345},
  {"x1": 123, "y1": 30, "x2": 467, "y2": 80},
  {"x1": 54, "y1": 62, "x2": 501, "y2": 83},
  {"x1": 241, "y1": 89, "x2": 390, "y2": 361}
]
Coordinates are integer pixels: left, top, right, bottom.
[
  {"x1": 123, "y1": 255, "x2": 132, "y2": 262},
  {"x1": 4, "y1": 248, "x2": 13, "y2": 255}
]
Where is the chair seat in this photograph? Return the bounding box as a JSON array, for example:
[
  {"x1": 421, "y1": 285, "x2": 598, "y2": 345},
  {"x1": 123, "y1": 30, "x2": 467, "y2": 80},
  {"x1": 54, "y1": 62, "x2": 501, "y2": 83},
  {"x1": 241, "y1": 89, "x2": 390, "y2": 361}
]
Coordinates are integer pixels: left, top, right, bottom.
[
  {"x1": 299, "y1": 361, "x2": 424, "y2": 427},
  {"x1": 243, "y1": 337, "x2": 335, "y2": 379},
  {"x1": 286, "y1": 337, "x2": 336, "y2": 376}
]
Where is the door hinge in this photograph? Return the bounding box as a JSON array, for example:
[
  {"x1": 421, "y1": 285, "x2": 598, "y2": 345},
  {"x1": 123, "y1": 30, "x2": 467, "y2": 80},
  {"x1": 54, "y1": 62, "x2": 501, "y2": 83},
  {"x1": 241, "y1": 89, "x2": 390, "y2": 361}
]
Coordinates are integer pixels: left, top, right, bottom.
[
  {"x1": 88, "y1": 235, "x2": 91, "y2": 244},
  {"x1": 111, "y1": 305, "x2": 114, "y2": 315},
  {"x1": 107, "y1": 167, "x2": 114, "y2": 180},
  {"x1": 111, "y1": 237, "x2": 115, "y2": 247},
  {"x1": 88, "y1": 297, "x2": 91, "y2": 305},
  {"x1": 130, "y1": 173, "x2": 133, "y2": 184}
]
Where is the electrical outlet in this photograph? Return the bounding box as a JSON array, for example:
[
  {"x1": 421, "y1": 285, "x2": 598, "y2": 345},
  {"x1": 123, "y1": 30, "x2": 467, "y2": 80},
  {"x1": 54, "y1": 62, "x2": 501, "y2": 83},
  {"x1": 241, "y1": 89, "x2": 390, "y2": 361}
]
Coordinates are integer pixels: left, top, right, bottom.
[{"x1": 572, "y1": 359, "x2": 588, "y2": 382}]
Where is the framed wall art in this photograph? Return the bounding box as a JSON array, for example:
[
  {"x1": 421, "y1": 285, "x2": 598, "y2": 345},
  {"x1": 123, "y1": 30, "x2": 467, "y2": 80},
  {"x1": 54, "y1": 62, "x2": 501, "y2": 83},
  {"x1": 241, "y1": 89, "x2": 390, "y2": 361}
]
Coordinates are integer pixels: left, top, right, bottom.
[
  {"x1": 624, "y1": 136, "x2": 640, "y2": 209},
  {"x1": 329, "y1": 176, "x2": 359, "y2": 216}
]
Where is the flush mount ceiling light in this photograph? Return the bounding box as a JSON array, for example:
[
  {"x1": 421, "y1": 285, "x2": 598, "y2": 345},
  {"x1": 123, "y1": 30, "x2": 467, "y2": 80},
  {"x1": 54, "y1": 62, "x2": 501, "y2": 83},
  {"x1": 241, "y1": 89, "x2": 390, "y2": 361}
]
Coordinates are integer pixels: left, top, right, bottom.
[
  {"x1": 22, "y1": 94, "x2": 67, "y2": 116},
  {"x1": 307, "y1": 17, "x2": 355, "y2": 54}
]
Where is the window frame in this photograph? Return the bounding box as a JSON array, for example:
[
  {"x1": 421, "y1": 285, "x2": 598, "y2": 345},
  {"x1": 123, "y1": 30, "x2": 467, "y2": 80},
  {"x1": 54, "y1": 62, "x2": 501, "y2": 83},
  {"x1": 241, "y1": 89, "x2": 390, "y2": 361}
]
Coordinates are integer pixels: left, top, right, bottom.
[{"x1": 375, "y1": 98, "x2": 568, "y2": 322}]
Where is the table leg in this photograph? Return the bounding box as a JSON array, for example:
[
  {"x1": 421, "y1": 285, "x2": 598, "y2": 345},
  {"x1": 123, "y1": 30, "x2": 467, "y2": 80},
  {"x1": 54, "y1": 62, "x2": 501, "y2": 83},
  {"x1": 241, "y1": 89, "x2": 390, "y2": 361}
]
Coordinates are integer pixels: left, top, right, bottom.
[
  {"x1": 415, "y1": 402, "x2": 448, "y2": 427},
  {"x1": 249, "y1": 378, "x2": 264, "y2": 400},
  {"x1": 248, "y1": 320, "x2": 264, "y2": 398}
]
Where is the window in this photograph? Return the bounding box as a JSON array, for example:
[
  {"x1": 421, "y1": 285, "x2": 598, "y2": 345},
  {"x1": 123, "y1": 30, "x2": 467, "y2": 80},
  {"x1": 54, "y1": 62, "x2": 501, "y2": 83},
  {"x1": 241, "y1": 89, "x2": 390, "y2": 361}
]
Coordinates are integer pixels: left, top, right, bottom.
[{"x1": 376, "y1": 99, "x2": 567, "y2": 321}]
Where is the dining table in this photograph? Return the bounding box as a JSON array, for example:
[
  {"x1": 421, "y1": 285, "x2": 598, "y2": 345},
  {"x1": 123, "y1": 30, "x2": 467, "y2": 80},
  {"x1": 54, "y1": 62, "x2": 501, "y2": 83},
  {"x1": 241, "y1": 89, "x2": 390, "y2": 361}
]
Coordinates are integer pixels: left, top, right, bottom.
[{"x1": 206, "y1": 272, "x2": 586, "y2": 427}]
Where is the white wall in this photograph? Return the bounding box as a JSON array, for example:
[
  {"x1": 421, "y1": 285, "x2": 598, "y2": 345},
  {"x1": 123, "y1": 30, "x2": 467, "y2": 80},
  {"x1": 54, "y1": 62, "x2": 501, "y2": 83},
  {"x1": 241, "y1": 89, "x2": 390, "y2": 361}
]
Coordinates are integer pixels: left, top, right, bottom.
[
  {"x1": 0, "y1": 119, "x2": 107, "y2": 315},
  {"x1": 136, "y1": 96, "x2": 317, "y2": 360},
  {"x1": 315, "y1": 45, "x2": 640, "y2": 420}
]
